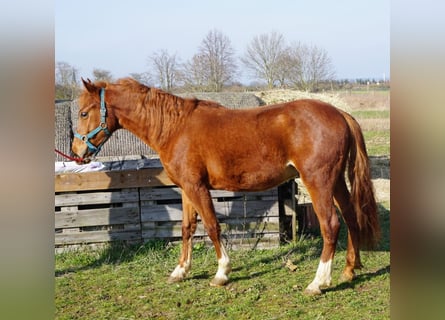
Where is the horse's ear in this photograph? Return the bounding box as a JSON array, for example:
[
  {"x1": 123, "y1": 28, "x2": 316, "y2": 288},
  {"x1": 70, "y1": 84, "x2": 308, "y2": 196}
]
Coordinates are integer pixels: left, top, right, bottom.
[{"x1": 81, "y1": 77, "x2": 98, "y2": 93}]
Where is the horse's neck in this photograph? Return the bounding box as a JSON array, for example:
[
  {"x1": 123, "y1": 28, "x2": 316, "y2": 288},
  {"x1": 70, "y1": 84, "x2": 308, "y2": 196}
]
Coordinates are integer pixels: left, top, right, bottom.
[{"x1": 113, "y1": 89, "x2": 191, "y2": 153}]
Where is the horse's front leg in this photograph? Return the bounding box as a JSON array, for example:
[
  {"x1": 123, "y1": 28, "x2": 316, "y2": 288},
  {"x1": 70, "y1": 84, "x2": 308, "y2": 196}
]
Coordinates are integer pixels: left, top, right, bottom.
[
  {"x1": 183, "y1": 184, "x2": 232, "y2": 286},
  {"x1": 168, "y1": 192, "x2": 198, "y2": 283}
]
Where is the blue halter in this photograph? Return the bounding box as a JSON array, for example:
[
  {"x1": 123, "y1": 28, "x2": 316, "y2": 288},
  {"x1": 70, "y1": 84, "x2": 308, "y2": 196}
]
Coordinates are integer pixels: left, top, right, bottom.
[{"x1": 74, "y1": 88, "x2": 111, "y2": 156}]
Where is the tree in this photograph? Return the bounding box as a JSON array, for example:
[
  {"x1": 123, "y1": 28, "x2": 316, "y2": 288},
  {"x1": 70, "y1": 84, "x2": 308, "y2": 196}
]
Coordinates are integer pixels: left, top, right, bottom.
[
  {"x1": 241, "y1": 31, "x2": 287, "y2": 89},
  {"x1": 201, "y1": 29, "x2": 237, "y2": 91},
  {"x1": 92, "y1": 68, "x2": 113, "y2": 82},
  {"x1": 274, "y1": 46, "x2": 299, "y2": 88},
  {"x1": 129, "y1": 72, "x2": 152, "y2": 86},
  {"x1": 149, "y1": 49, "x2": 179, "y2": 91},
  {"x1": 179, "y1": 29, "x2": 236, "y2": 92},
  {"x1": 55, "y1": 61, "x2": 79, "y2": 100},
  {"x1": 179, "y1": 54, "x2": 208, "y2": 91},
  {"x1": 287, "y1": 43, "x2": 335, "y2": 92}
]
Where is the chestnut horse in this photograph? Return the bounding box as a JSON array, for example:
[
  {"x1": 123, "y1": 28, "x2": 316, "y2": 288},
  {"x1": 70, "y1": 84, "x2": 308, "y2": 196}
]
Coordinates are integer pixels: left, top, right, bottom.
[{"x1": 72, "y1": 78, "x2": 380, "y2": 295}]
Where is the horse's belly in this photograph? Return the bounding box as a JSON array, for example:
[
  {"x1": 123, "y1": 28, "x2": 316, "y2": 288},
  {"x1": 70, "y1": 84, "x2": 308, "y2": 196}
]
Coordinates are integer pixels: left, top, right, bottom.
[{"x1": 208, "y1": 164, "x2": 299, "y2": 192}]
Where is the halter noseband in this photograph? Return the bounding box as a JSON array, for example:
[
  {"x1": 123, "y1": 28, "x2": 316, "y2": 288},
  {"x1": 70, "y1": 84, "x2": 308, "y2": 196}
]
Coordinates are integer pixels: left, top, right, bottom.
[{"x1": 74, "y1": 88, "x2": 111, "y2": 156}]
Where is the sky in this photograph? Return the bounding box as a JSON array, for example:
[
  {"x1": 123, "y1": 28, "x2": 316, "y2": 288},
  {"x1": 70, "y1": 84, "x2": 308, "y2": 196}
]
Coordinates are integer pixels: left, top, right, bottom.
[{"x1": 55, "y1": 0, "x2": 389, "y2": 83}]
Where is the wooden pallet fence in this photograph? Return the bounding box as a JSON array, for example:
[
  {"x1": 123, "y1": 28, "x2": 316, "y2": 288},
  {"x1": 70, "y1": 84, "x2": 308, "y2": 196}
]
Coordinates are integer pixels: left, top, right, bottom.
[
  {"x1": 140, "y1": 187, "x2": 280, "y2": 249},
  {"x1": 296, "y1": 203, "x2": 319, "y2": 234},
  {"x1": 55, "y1": 164, "x2": 285, "y2": 251},
  {"x1": 55, "y1": 188, "x2": 142, "y2": 250}
]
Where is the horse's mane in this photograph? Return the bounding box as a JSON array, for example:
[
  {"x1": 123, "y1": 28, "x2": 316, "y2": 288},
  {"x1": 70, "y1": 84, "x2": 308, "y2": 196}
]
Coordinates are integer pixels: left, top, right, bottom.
[
  {"x1": 87, "y1": 77, "x2": 146, "y2": 92},
  {"x1": 88, "y1": 77, "x2": 226, "y2": 119}
]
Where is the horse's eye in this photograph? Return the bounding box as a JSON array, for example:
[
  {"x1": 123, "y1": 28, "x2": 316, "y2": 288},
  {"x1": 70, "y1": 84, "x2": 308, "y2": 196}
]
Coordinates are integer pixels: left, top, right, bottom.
[{"x1": 80, "y1": 112, "x2": 88, "y2": 118}]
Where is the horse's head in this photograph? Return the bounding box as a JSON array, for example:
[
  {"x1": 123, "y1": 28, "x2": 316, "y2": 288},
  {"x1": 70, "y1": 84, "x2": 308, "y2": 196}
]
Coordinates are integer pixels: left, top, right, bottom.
[{"x1": 72, "y1": 79, "x2": 115, "y2": 164}]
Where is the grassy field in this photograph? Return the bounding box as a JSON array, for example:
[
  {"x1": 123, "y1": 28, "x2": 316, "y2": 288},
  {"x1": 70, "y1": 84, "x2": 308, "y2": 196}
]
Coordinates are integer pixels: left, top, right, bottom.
[
  {"x1": 56, "y1": 206, "x2": 389, "y2": 319},
  {"x1": 344, "y1": 90, "x2": 390, "y2": 157},
  {"x1": 55, "y1": 89, "x2": 390, "y2": 319}
]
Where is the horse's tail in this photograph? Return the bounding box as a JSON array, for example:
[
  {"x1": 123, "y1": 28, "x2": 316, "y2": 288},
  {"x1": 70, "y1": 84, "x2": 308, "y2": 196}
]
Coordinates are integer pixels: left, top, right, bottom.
[{"x1": 339, "y1": 109, "x2": 381, "y2": 249}]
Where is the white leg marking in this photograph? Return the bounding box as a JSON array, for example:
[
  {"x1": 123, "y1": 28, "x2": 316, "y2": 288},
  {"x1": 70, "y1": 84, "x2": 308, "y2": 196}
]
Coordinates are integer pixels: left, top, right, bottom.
[
  {"x1": 211, "y1": 241, "x2": 231, "y2": 286},
  {"x1": 305, "y1": 259, "x2": 333, "y2": 294},
  {"x1": 168, "y1": 239, "x2": 193, "y2": 282},
  {"x1": 169, "y1": 264, "x2": 188, "y2": 280}
]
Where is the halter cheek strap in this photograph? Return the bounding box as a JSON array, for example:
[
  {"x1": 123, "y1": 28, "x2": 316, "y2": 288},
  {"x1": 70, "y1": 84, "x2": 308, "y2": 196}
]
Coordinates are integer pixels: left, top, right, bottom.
[{"x1": 74, "y1": 88, "x2": 111, "y2": 155}]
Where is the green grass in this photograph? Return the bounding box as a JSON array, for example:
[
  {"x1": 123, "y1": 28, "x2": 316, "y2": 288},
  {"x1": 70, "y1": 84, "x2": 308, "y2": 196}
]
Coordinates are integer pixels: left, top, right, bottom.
[
  {"x1": 56, "y1": 204, "x2": 390, "y2": 319},
  {"x1": 351, "y1": 110, "x2": 390, "y2": 119},
  {"x1": 364, "y1": 130, "x2": 390, "y2": 156}
]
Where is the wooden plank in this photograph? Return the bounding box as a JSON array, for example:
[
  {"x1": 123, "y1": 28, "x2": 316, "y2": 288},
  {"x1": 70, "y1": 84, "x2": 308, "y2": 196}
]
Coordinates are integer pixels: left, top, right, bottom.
[
  {"x1": 141, "y1": 221, "x2": 279, "y2": 239},
  {"x1": 140, "y1": 201, "x2": 279, "y2": 222},
  {"x1": 141, "y1": 204, "x2": 183, "y2": 222},
  {"x1": 142, "y1": 224, "x2": 183, "y2": 239},
  {"x1": 139, "y1": 187, "x2": 277, "y2": 202},
  {"x1": 139, "y1": 187, "x2": 183, "y2": 201},
  {"x1": 55, "y1": 230, "x2": 141, "y2": 245},
  {"x1": 55, "y1": 189, "x2": 139, "y2": 207},
  {"x1": 213, "y1": 201, "x2": 280, "y2": 218},
  {"x1": 55, "y1": 167, "x2": 174, "y2": 192},
  {"x1": 210, "y1": 189, "x2": 278, "y2": 199},
  {"x1": 55, "y1": 207, "x2": 139, "y2": 228},
  {"x1": 124, "y1": 224, "x2": 141, "y2": 231}
]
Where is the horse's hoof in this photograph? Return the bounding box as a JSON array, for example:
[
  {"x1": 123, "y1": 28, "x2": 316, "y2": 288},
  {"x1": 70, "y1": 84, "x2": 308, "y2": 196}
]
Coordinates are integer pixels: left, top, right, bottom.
[
  {"x1": 167, "y1": 276, "x2": 182, "y2": 284},
  {"x1": 303, "y1": 287, "x2": 322, "y2": 295},
  {"x1": 339, "y1": 273, "x2": 354, "y2": 284},
  {"x1": 209, "y1": 276, "x2": 229, "y2": 287}
]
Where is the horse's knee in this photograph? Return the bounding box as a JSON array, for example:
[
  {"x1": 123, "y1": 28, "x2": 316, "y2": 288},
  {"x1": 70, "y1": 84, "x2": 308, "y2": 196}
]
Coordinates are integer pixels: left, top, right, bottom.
[
  {"x1": 320, "y1": 216, "x2": 340, "y2": 245},
  {"x1": 330, "y1": 211, "x2": 340, "y2": 230},
  {"x1": 203, "y1": 221, "x2": 221, "y2": 241},
  {"x1": 182, "y1": 225, "x2": 192, "y2": 239}
]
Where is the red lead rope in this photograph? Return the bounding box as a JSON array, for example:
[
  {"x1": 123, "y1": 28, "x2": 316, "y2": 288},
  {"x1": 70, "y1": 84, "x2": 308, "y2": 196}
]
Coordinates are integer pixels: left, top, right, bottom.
[{"x1": 54, "y1": 149, "x2": 84, "y2": 162}]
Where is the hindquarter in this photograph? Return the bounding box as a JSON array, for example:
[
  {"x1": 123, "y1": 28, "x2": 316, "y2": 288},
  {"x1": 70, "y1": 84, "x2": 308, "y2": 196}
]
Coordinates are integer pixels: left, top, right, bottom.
[{"x1": 284, "y1": 101, "x2": 351, "y2": 184}]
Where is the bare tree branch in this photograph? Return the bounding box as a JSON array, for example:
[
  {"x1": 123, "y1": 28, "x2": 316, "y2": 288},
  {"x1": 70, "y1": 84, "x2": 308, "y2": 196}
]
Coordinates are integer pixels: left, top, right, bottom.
[
  {"x1": 287, "y1": 43, "x2": 335, "y2": 91},
  {"x1": 129, "y1": 72, "x2": 152, "y2": 86},
  {"x1": 92, "y1": 68, "x2": 113, "y2": 82},
  {"x1": 55, "y1": 61, "x2": 79, "y2": 100},
  {"x1": 149, "y1": 49, "x2": 179, "y2": 91},
  {"x1": 178, "y1": 54, "x2": 208, "y2": 91},
  {"x1": 182, "y1": 29, "x2": 236, "y2": 92},
  {"x1": 241, "y1": 31, "x2": 286, "y2": 89}
]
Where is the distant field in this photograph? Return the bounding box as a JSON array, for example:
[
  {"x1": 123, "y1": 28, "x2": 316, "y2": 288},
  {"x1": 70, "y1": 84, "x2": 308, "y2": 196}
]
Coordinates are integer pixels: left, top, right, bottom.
[
  {"x1": 351, "y1": 110, "x2": 389, "y2": 119},
  {"x1": 339, "y1": 90, "x2": 390, "y2": 157}
]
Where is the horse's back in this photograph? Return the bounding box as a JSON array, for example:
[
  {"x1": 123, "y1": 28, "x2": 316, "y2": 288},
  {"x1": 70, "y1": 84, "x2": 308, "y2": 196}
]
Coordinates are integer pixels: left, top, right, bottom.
[{"x1": 164, "y1": 99, "x2": 349, "y2": 191}]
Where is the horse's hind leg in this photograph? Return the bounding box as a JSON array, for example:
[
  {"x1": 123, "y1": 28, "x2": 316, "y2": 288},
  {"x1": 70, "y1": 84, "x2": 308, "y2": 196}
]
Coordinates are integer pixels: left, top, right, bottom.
[
  {"x1": 333, "y1": 177, "x2": 363, "y2": 282},
  {"x1": 168, "y1": 191, "x2": 198, "y2": 283},
  {"x1": 302, "y1": 175, "x2": 340, "y2": 295}
]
